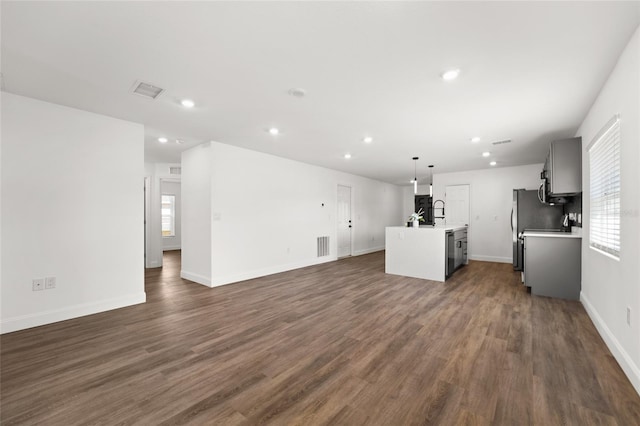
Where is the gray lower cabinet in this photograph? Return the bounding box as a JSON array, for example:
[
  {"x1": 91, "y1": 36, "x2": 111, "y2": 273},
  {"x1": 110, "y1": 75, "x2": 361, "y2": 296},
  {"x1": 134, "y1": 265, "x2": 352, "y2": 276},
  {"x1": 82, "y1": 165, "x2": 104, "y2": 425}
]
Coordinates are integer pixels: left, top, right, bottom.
[{"x1": 524, "y1": 236, "x2": 581, "y2": 300}]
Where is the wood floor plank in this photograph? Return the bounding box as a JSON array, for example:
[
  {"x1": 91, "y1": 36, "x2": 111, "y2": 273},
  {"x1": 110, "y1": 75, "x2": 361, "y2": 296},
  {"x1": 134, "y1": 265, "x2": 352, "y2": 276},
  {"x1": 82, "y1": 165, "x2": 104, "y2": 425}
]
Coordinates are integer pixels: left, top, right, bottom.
[{"x1": 1, "y1": 251, "x2": 639, "y2": 425}]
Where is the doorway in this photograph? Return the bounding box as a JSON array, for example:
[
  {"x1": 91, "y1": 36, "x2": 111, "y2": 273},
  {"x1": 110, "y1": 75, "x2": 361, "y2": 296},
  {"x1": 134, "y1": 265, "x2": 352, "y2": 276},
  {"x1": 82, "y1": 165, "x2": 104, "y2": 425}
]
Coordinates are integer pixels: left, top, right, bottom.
[
  {"x1": 144, "y1": 176, "x2": 151, "y2": 268},
  {"x1": 160, "y1": 179, "x2": 181, "y2": 252},
  {"x1": 445, "y1": 184, "x2": 470, "y2": 225},
  {"x1": 337, "y1": 185, "x2": 352, "y2": 258}
]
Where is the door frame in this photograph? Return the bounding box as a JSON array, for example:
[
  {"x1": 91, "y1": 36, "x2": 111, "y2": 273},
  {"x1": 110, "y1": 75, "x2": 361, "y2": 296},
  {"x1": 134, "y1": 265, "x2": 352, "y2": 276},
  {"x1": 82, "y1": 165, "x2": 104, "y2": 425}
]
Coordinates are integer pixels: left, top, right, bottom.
[
  {"x1": 144, "y1": 176, "x2": 151, "y2": 268},
  {"x1": 160, "y1": 178, "x2": 181, "y2": 252}
]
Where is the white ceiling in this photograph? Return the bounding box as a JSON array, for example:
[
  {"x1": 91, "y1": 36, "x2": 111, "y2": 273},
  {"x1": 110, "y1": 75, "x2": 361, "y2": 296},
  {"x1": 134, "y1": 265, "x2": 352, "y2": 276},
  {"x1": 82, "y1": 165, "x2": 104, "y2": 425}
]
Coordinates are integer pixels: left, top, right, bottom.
[{"x1": 2, "y1": 2, "x2": 638, "y2": 185}]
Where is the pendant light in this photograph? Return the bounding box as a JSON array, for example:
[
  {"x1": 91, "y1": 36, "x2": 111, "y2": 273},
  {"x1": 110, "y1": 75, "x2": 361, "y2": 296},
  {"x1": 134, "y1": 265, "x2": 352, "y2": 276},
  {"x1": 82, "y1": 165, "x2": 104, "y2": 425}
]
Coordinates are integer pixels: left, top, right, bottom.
[
  {"x1": 412, "y1": 157, "x2": 419, "y2": 194},
  {"x1": 428, "y1": 165, "x2": 434, "y2": 197}
]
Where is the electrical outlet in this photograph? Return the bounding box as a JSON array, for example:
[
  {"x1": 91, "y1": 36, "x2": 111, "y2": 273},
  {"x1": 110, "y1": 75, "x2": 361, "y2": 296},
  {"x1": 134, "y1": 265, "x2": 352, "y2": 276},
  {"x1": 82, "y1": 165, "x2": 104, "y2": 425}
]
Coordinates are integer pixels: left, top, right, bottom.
[
  {"x1": 45, "y1": 276, "x2": 56, "y2": 289},
  {"x1": 32, "y1": 278, "x2": 44, "y2": 291},
  {"x1": 627, "y1": 307, "x2": 631, "y2": 326}
]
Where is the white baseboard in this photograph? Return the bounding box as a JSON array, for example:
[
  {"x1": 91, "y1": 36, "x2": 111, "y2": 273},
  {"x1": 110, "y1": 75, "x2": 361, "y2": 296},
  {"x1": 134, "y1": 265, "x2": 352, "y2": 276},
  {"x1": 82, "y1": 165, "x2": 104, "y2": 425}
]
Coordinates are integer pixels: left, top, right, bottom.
[
  {"x1": 353, "y1": 246, "x2": 385, "y2": 256},
  {"x1": 581, "y1": 292, "x2": 640, "y2": 396},
  {"x1": 146, "y1": 259, "x2": 160, "y2": 268},
  {"x1": 0, "y1": 292, "x2": 146, "y2": 334},
  {"x1": 163, "y1": 246, "x2": 181, "y2": 251},
  {"x1": 469, "y1": 254, "x2": 512, "y2": 264},
  {"x1": 180, "y1": 270, "x2": 212, "y2": 287},
  {"x1": 211, "y1": 256, "x2": 337, "y2": 287}
]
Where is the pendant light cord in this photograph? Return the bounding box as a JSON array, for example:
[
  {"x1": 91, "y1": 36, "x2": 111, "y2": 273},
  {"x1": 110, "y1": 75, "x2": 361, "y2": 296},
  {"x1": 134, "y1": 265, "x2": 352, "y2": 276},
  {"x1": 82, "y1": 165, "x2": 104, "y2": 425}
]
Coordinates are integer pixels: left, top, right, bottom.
[{"x1": 412, "y1": 157, "x2": 419, "y2": 195}]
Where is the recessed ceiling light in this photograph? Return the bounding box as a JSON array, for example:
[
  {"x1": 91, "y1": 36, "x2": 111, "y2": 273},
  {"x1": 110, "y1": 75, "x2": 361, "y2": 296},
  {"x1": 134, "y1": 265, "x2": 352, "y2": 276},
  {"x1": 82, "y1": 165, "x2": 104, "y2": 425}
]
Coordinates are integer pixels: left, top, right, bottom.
[
  {"x1": 344, "y1": 153, "x2": 352, "y2": 159},
  {"x1": 471, "y1": 137, "x2": 481, "y2": 143},
  {"x1": 490, "y1": 161, "x2": 497, "y2": 166},
  {"x1": 269, "y1": 127, "x2": 279, "y2": 135},
  {"x1": 181, "y1": 99, "x2": 195, "y2": 108},
  {"x1": 176, "y1": 139, "x2": 185, "y2": 145},
  {"x1": 363, "y1": 136, "x2": 373, "y2": 143},
  {"x1": 158, "y1": 137, "x2": 168, "y2": 143},
  {"x1": 441, "y1": 69, "x2": 460, "y2": 81},
  {"x1": 482, "y1": 151, "x2": 491, "y2": 157}
]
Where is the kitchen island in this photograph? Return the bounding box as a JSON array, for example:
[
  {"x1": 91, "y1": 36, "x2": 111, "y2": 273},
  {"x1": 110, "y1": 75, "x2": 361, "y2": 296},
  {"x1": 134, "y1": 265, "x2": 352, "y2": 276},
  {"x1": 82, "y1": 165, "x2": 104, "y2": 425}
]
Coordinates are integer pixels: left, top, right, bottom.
[{"x1": 385, "y1": 224, "x2": 467, "y2": 282}]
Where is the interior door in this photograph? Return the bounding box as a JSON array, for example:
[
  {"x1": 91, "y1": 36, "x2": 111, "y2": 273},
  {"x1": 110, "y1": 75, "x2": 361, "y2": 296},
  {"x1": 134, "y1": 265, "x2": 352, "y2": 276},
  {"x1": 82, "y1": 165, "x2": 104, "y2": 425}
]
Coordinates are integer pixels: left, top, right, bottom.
[
  {"x1": 445, "y1": 184, "x2": 470, "y2": 225},
  {"x1": 337, "y1": 185, "x2": 352, "y2": 258}
]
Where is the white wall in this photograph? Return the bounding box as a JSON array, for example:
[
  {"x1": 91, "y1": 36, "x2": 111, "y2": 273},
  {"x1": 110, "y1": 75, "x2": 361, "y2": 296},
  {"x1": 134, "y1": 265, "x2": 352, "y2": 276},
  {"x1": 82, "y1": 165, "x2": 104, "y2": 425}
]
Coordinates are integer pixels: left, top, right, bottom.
[
  {"x1": 143, "y1": 162, "x2": 180, "y2": 267},
  {"x1": 180, "y1": 143, "x2": 212, "y2": 285},
  {"x1": 420, "y1": 164, "x2": 543, "y2": 263},
  {"x1": 1, "y1": 93, "x2": 145, "y2": 333},
  {"x1": 181, "y1": 141, "x2": 404, "y2": 287},
  {"x1": 161, "y1": 181, "x2": 181, "y2": 251},
  {"x1": 577, "y1": 27, "x2": 640, "y2": 394}
]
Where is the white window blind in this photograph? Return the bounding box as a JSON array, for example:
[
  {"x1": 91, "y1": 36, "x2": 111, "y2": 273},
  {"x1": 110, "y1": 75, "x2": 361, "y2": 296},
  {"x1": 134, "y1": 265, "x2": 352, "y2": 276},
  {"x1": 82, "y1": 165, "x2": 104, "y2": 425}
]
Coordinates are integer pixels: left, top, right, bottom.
[{"x1": 588, "y1": 115, "x2": 620, "y2": 258}]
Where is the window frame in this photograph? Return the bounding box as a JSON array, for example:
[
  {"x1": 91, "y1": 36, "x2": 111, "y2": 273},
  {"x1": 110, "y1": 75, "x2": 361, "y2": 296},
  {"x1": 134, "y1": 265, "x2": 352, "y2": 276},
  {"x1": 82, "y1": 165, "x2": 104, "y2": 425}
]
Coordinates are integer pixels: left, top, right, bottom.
[{"x1": 587, "y1": 115, "x2": 621, "y2": 260}]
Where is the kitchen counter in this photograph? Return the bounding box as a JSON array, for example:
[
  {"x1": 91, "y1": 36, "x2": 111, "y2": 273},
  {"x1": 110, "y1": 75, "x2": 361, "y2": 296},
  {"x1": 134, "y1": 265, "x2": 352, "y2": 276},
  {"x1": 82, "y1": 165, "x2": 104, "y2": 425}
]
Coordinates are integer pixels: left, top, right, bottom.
[
  {"x1": 385, "y1": 224, "x2": 468, "y2": 282},
  {"x1": 523, "y1": 230, "x2": 581, "y2": 300},
  {"x1": 387, "y1": 224, "x2": 468, "y2": 232},
  {"x1": 522, "y1": 230, "x2": 582, "y2": 238}
]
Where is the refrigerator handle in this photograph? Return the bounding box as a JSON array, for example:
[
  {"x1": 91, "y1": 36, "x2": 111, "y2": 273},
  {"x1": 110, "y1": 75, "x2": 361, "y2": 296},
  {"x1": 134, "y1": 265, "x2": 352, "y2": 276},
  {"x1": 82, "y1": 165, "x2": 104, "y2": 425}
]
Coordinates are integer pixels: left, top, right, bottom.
[{"x1": 510, "y1": 208, "x2": 514, "y2": 231}]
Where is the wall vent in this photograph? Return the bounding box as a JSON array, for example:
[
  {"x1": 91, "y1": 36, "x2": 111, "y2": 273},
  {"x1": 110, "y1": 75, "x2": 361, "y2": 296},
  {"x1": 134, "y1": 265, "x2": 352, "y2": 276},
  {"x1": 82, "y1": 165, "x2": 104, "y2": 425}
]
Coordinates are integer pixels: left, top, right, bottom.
[
  {"x1": 169, "y1": 167, "x2": 182, "y2": 175},
  {"x1": 131, "y1": 80, "x2": 164, "y2": 99},
  {"x1": 491, "y1": 139, "x2": 512, "y2": 145},
  {"x1": 317, "y1": 236, "x2": 330, "y2": 257}
]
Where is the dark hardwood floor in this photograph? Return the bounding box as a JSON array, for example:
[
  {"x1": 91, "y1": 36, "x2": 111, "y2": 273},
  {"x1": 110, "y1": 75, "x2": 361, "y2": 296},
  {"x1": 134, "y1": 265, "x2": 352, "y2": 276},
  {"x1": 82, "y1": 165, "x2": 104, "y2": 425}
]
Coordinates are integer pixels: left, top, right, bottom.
[{"x1": 1, "y1": 251, "x2": 639, "y2": 425}]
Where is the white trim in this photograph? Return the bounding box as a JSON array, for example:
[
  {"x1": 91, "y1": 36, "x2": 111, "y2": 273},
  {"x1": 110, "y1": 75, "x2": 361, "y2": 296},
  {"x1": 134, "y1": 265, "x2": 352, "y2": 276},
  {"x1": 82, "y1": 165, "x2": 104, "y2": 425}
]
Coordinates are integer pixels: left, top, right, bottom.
[
  {"x1": 353, "y1": 246, "x2": 385, "y2": 256},
  {"x1": 180, "y1": 270, "x2": 212, "y2": 287},
  {"x1": 586, "y1": 114, "x2": 620, "y2": 151},
  {"x1": 469, "y1": 254, "x2": 512, "y2": 264},
  {"x1": 589, "y1": 245, "x2": 620, "y2": 262},
  {"x1": 581, "y1": 292, "x2": 640, "y2": 396},
  {"x1": 211, "y1": 256, "x2": 337, "y2": 287},
  {"x1": 0, "y1": 292, "x2": 146, "y2": 334},
  {"x1": 162, "y1": 245, "x2": 182, "y2": 251},
  {"x1": 144, "y1": 176, "x2": 152, "y2": 268}
]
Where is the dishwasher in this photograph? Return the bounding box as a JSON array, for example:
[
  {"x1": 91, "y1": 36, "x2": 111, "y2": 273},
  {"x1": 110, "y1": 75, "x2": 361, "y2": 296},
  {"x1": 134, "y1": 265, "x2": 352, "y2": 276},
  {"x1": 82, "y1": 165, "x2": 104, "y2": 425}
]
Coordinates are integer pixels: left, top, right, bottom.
[
  {"x1": 446, "y1": 229, "x2": 467, "y2": 279},
  {"x1": 446, "y1": 231, "x2": 455, "y2": 278}
]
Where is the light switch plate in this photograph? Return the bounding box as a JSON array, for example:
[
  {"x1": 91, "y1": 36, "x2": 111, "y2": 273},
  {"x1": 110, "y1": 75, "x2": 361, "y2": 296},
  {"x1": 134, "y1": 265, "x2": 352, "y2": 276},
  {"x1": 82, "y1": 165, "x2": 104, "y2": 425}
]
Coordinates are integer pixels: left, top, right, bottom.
[
  {"x1": 32, "y1": 278, "x2": 44, "y2": 291},
  {"x1": 45, "y1": 276, "x2": 56, "y2": 289}
]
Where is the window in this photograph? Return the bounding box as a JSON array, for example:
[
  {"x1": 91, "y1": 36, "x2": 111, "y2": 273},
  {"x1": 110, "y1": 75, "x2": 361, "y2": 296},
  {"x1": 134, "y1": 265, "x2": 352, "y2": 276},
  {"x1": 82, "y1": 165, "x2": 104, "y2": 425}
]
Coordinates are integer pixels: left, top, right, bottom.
[
  {"x1": 161, "y1": 195, "x2": 175, "y2": 237},
  {"x1": 588, "y1": 115, "x2": 620, "y2": 258}
]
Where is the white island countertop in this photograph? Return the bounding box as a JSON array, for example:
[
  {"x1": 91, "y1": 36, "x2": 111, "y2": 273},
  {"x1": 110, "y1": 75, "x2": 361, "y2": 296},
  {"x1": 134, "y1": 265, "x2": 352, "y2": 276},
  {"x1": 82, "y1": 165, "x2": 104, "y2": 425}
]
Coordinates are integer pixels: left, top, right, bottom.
[
  {"x1": 385, "y1": 224, "x2": 468, "y2": 282},
  {"x1": 387, "y1": 224, "x2": 468, "y2": 232}
]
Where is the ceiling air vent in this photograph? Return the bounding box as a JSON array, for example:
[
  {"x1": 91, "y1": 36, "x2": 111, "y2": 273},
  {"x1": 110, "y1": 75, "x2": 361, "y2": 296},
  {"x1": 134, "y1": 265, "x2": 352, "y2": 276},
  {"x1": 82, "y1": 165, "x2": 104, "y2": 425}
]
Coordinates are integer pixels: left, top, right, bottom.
[
  {"x1": 131, "y1": 80, "x2": 164, "y2": 99},
  {"x1": 492, "y1": 139, "x2": 512, "y2": 146},
  {"x1": 169, "y1": 167, "x2": 182, "y2": 175}
]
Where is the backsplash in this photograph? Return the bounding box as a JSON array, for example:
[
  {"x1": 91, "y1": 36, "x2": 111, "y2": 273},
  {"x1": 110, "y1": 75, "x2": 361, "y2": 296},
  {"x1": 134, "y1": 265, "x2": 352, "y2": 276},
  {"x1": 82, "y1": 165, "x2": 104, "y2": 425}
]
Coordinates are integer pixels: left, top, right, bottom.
[{"x1": 563, "y1": 193, "x2": 583, "y2": 228}]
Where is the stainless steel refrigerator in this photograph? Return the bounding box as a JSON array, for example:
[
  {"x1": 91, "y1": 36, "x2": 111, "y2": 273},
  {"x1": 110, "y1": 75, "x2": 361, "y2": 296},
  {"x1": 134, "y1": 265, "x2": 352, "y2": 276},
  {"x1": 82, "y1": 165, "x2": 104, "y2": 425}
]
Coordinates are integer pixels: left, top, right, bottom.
[{"x1": 512, "y1": 189, "x2": 563, "y2": 271}]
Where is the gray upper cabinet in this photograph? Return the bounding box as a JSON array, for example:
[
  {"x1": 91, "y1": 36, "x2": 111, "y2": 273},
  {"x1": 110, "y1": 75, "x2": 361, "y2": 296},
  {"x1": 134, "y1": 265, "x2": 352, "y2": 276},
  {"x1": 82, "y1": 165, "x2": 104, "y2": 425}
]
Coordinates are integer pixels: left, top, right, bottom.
[{"x1": 544, "y1": 137, "x2": 582, "y2": 196}]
